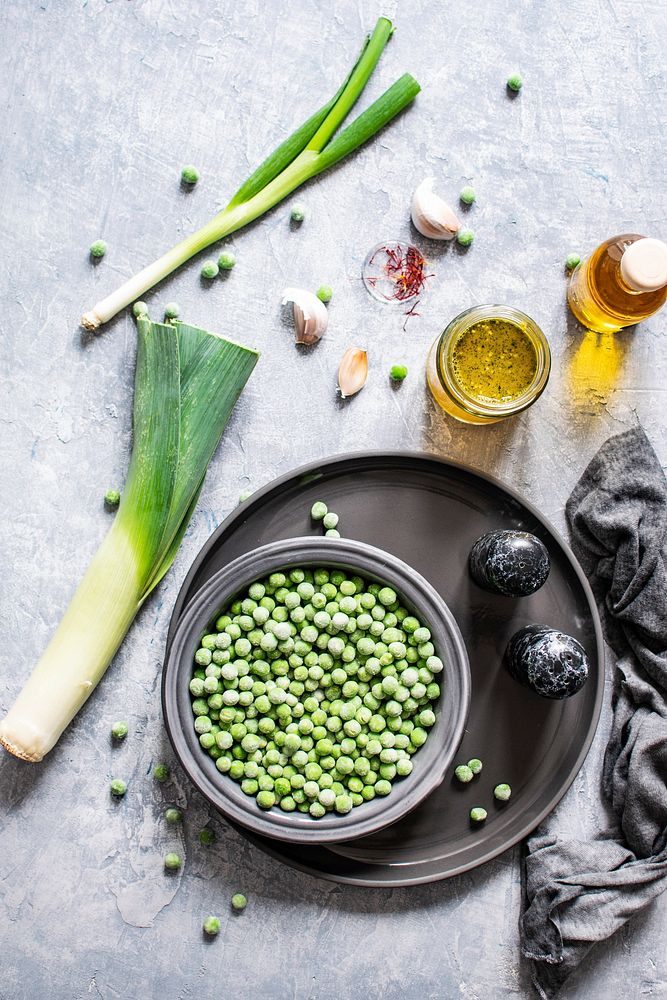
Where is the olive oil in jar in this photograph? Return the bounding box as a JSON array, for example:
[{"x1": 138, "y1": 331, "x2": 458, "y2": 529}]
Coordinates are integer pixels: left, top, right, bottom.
[
  {"x1": 427, "y1": 306, "x2": 551, "y2": 424},
  {"x1": 567, "y1": 235, "x2": 667, "y2": 332}
]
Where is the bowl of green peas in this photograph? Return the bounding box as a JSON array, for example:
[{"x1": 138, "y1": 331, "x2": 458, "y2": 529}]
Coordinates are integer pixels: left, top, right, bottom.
[{"x1": 162, "y1": 537, "x2": 471, "y2": 844}]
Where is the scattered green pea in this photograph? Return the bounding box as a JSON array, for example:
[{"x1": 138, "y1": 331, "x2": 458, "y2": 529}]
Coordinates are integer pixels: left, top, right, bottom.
[
  {"x1": 467, "y1": 758, "x2": 483, "y2": 775},
  {"x1": 390, "y1": 365, "x2": 408, "y2": 382},
  {"x1": 203, "y1": 915, "x2": 221, "y2": 936},
  {"x1": 164, "y1": 302, "x2": 180, "y2": 320},
  {"x1": 470, "y1": 807, "x2": 487, "y2": 822},
  {"x1": 199, "y1": 827, "x2": 215, "y2": 845},
  {"x1": 90, "y1": 239, "x2": 107, "y2": 259},
  {"x1": 201, "y1": 261, "x2": 219, "y2": 279},
  {"x1": 456, "y1": 228, "x2": 474, "y2": 248},
  {"x1": 325, "y1": 529, "x2": 341, "y2": 538},
  {"x1": 111, "y1": 721, "x2": 128, "y2": 740},
  {"x1": 231, "y1": 893, "x2": 247, "y2": 911},
  {"x1": 181, "y1": 165, "x2": 199, "y2": 185},
  {"x1": 132, "y1": 301, "x2": 149, "y2": 318},
  {"x1": 565, "y1": 254, "x2": 581, "y2": 270},
  {"x1": 507, "y1": 73, "x2": 523, "y2": 92},
  {"x1": 104, "y1": 490, "x2": 121, "y2": 509},
  {"x1": 322, "y1": 512, "x2": 339, "y2": 530},
  {"x1": 164, "y1": 852, "x2": 182, "y2": 870},
  {"x1": 154, "y1": 763, "x2": 170, "y2": 783},
  {"x1": 455, "y1": 764, "x2": 474, "y2": 784},
  {"x1": 290, "y1": 203, "x2": 306, "y2": 223},
  {"x1": 218, "y1": 251, "x2": 236, "y2": 270},
  {"x1": 460, "y1": 186, "x2": 476, "y2": 205},
  {"x1": 311, "y1": 501, "x2": 328, "y2": 520},
  {"x1": 494, "y1": 783, "x2": 512, "y2": 801},
  {"x1": 110, "y1": 778, "x2": 127, "y2": 797},
  {"x1": 164, "y1": 807, "x2": 183, "y2": 824},
  {"x1": 316, "y1": 285, "x2": 332, "y2": 303}
]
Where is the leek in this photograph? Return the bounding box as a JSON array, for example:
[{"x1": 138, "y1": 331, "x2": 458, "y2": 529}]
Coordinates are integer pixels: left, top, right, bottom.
[
  {"x1": 0, "y1": 317, "x2": 258, "y2": 762},
  {"x1": 81, "y1": 16, "x2": 420, "y2": 331}
]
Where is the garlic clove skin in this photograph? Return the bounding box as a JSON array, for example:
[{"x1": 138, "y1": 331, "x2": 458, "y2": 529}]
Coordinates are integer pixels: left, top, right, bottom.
[
  {"x1": 411, "y1": 177, "x2": 461, "y2": 240},
  {"x1": 281, "y1": 287, "x2": 328, "y2": 345},
  {"x1": 338, "y1": 348, "x2": 368, "y2": 398}
]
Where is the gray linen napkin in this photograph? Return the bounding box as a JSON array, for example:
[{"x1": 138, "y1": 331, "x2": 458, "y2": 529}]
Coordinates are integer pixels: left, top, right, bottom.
[{"x1": 521, "y1": 426, "x2": 667, "y2": 999}]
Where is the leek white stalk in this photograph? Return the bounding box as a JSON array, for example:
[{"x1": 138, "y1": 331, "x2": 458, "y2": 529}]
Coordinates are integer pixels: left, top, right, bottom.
[
  {"x1": 0, "y1": 317, "x2": 258, "y2": 761},
  {"x1": 81, "y1": 17, "x2": 421, "y2": 331}
]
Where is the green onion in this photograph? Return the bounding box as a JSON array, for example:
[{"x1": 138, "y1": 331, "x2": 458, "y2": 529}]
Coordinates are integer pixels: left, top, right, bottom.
[
  {"x1": 0, "y1": 317, "x2": 258, "y2": 761},
  {"x1": 81, "y1": 18, "x2": 420, "y2": 330}
]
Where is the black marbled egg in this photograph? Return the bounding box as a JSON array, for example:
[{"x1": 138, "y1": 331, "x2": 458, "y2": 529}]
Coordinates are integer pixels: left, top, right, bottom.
[
  {"x1": 504, "y1": 624, "x2": 589, "y2": 699},
  {"x1": 469, "y1": 530, "x2": 550, "y2": 597}
]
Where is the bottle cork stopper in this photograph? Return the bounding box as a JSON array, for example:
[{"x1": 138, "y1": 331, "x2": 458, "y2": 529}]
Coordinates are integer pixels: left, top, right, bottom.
[{"x1": 620, "y1": 238, "x2": 667, "y2": 293}]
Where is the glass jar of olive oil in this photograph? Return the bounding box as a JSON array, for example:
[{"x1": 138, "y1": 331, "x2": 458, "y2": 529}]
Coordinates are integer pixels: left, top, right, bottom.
[{"x1": 426, "y1": 305, "x2": 551, "y2": 424}]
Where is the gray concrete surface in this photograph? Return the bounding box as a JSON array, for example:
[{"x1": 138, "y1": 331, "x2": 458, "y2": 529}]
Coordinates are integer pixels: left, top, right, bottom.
[{"x1": 1, "y1": 1, "x2": 666, "y2": 997}]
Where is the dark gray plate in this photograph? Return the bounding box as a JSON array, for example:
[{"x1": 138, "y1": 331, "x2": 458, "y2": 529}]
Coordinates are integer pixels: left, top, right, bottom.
[{"x1": 166, "y1": 452, "x2": 604, "y2": 886}]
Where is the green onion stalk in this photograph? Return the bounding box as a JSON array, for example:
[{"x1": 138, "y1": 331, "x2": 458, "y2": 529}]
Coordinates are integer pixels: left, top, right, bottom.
[
  {"x1": 81, "y1": 17, "x2": 420, "y2": 331},
  {"x1": 0, "y1": 317, "x2": 258, "y2": 761}
]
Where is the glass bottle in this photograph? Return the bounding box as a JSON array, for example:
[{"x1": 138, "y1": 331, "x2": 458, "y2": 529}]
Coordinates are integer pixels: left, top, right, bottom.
[
  {"x1": 426, "y1": 305, "x2": 551, "y2": 425},
  {"x1": 567, "y1": 235, "x2": 667, "y2": 333}
]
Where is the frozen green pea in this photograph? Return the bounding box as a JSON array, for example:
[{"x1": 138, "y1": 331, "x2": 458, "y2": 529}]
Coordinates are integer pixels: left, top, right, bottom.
[
  {"x1": 110, "y1": 778, "x2": 126, "y2": 797},
  {"x1": 181, "y1": 164, "x2": 199, "y2": 184},
  {"x1": 154, "y1": 763, "x2": 170, "y2": 783},
  {"x1": 455, "y1": 764, "x2": 474, "y2": 783},
  {"x1": 378, "y1": 587, "x2": 396, "y2": 606},
  {"x1": 316, "y1": 285, "x2": 332, "y2": 303},
  {"x1": 467, "y1": 758, "x2": 483, "y2": 775},
  {"x1": 231, "y1": 893, "x2": 247, "y2": 911},
  {"x1": 494, "y1": 783, "x2": 512, "y2": 801},
  {"x1": 203, "y1": 915, "x2": 221, "y2": 936},
  {"x1": 218, "y1": 251, "x2": 236, "y2": 270},
  {"x1": 470, "y1": 807, "x2": 487, "y2": 822},
  {"x1": 565, "y1": 253, "x2": 581, "y2": 270},
  {"x1": 507, "y1": 73, "x2": 523, "y2": 92},
  {"x1": 318, "y1": 788, "x2": 336, "y2": 809},
  {"x1": 111, "y1": 721, "x2": 128, "y2": 740},
  {"x1": 90, "y1": 239, "x2": 107, "y2": 259},
  {"x1": 164, "y1": 852, "x2": 182, "y2": 870},
  {"x1": 201, "y1": 261, "x2": 219, "y2": 279},
  {"x1": 390, "y1": 365, "x2": 408, "y2": 382},
  {"x1": 334, "y1": 794, "x2": 353, "y2": 814}
]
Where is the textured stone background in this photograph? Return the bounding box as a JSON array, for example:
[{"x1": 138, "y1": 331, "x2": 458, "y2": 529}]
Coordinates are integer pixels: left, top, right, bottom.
[{"x1": 1, "y1": 0, "x2": 666, "y2": 998}]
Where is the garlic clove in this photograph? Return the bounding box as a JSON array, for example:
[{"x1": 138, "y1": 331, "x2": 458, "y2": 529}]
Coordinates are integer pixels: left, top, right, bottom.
[
  {"x1": 411, "y1": 177, "x2": 461, "y2": 240},
  {"x1": 281, "y1": 287, "x2": 328, "y2": 345},
  {"x1": 338, "y1": 347, "x2": 368, "y2": 398}
]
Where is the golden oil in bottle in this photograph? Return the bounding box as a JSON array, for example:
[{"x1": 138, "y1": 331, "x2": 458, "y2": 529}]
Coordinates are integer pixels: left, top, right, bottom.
[{"x1": 567, "y1": 235, "x2": 667, "y2": 333}]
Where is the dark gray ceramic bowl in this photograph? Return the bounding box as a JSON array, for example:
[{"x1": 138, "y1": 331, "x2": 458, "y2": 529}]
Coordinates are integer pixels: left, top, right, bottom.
[{"x1": 162, "y1": 537, "x2": 471, "y2": 845}]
